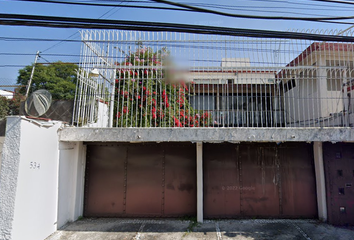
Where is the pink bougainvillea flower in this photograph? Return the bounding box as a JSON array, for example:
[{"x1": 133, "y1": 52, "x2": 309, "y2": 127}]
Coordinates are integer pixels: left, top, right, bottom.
[
  {"x1": 181, "y1": 82, "x2": 188, "y2": 92},
  {"x1": 131, "y1": 78, "x2": 136, "y2": 82},
  {"x1": 123, "y1": 107, "x2": 129, "y2": 114},
  {"x1": 173, "y1": 116, "x2": 183, "y2": 127},
  {"x1": 140, "y1": 48, "x2": 146, "y2": 54}
]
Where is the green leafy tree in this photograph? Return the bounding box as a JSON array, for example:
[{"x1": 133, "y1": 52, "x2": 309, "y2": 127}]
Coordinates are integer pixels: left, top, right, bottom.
[
  {"x1": 8, "y1": 88, "x2": 25, "y2": 115},
  {"x1": 0, "y1": 96, "x2": 9, "y2": 119},
  {"x1": 17, "y1": 61, "x2": 78, "y2": 100}
]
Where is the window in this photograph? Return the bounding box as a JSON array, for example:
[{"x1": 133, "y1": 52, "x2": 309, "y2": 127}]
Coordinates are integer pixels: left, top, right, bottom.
[
  {"x1": 189, "y1": 94, "x2": 215, "y2": 110},
  {"x1": 327, "y1": 70, "x2": 342, "y2": 91},
  {"x1": 326, "y1": 60, "x2": 346, "y2": 91},
  {"x1": 284, "y1": 78, "x2": 296, "y2": 92}
]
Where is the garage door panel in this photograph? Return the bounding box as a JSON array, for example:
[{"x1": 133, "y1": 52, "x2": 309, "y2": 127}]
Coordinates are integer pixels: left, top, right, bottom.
[
  {"x1": 85, "y1": 143, "x2": 197, "y2": 218},
  {"x1": 84, "y1": 145, "x2": 126, "y2": 217},
  {"x1": 204, "y1": 143, "x2": 240, "y2": 218},
  {"x1": 241, "y1": 145, "x2": 280, "y2": 217},
  {"x1": 204, "y1": 143, "x2": 317, "y2": 219},
  {"x1": 125, "y1": 144, "x2": 163, "y2": 216},
  {"x1": 280, "y1": 145, "x2": 317, "y2": 218},
  {"x1": 164, "y1": 143, "x2": 196, "y2": 216}
]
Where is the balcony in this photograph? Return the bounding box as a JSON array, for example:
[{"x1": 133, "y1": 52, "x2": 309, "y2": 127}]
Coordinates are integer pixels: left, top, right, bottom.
[{"x1": 63, "y1": 30, "x2": 354, "y2": 142}]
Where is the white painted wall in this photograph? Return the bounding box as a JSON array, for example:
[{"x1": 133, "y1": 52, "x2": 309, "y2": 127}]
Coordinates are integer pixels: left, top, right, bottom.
[
  {"x1": 236, "y1": 72, "x2": 275, "y2": 84},
  {"x1": 0, "y1": 117, "x2": 62, "y2": 240},
  {"x1": 284, "y1": 81, "x2": 321, "y2": 124},
  {"x1": 57, "y1": 142, "x2": 86, "y2": 228},
  {"x1": 185, "y1": 71, "x2": 275, "y2": 85},
  {"x1": 221, "y1": 58, "x2": 250, "y2": 68},
  {"x1": 0, "y1": 137, "x2": 4, "y2": 173},
  {"x1": 87, "y1": 101, "x2": 109, "y2": 128},
  {"x1": 0, "y1": 90, "x2": 13, "y2": 99},
  {"x1": 313, "y1": 142, "x2": 327, "y2": 222}
]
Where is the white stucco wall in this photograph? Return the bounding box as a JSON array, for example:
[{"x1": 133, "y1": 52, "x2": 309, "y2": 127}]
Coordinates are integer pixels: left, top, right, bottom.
[
  {"x1": 0, "y1": 90, "x2": 13, "y2": 99},
  {"x1": 0, "y1": 137, "x2": 4, "y2": 172},
  {"x1": 57, "y1": 142, "x2": 86, "y2": 228},
  {"x1": 86, "y1": 101, "x2": 109, "y2": 128},
  {"x1": 0, "y1": 117, "x2": 62, "y2": 240}
]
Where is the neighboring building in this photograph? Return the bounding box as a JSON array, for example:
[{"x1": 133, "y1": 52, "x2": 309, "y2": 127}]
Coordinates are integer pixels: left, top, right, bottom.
[
  {"x1": 185, "y1": 58, "x2": 280, "y2": 127},
  {"x1": 0, "y1": 89, "x2": 13, "y2": 99},
  {"x1": 343, "y1": 78, "x2": 354, "y2": 123},
  {"x1": 278, "y1": 42, "x2": 354, "y2": 126}
]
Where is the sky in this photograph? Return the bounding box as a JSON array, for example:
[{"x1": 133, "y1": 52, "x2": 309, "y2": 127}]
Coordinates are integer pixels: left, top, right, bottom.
[{"x1": 1, "y1": 0, "x2": 354, "y2": 85}]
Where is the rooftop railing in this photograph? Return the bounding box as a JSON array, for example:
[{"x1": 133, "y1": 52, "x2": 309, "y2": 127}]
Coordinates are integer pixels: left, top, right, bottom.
[{"x1": 73, "y1": 30, "x2": 354, "y2": 128}]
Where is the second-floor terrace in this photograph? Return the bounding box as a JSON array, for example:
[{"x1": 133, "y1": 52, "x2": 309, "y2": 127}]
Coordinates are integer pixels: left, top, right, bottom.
[{"x1": 62, "y1": 30, "x2": 354, "y2": 142}]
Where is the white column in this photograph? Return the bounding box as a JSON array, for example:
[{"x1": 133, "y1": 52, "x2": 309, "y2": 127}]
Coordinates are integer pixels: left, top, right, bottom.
[
  {"x1": 196, "y1": 142, "x2": 203, "y2": 223},
  {"x1": 313, "y1": 142, "x2": 327, "y2": 222}
]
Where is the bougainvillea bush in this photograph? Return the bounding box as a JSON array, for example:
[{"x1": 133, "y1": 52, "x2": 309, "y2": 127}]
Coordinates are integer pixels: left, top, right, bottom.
[{"x1": 114, "y1": 46, "x2": 212, "y2": 127}]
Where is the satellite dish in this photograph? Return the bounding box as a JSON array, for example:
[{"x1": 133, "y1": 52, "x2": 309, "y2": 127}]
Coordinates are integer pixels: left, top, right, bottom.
[{"x1": 25, "y1": 89, "x2": 52, "y2": 117}]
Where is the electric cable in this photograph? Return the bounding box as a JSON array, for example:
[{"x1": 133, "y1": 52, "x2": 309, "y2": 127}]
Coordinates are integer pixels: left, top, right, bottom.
[
  {"x1": 1, "y1": 14, "x2": 354, "y2": 41},
  {"x1": 148, "y1": 0, "x2": 354, "y2": 21}
]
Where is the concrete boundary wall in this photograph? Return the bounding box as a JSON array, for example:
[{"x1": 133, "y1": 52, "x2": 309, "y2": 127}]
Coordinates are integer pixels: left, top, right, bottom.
[
  {"x1": 57, "y1": 142, "x2": 86, "y2": 228},
  {"x1": 0, "y1": 136, "x2": 5, "y2": 173},
  {"x1": 59, "y1": 127, "x2": 354, "y2": 143},
  {"x1": 0, "y1": 117, "x2": 62, "y2": 240},
  {"x1": 0, "y1": 118, "x2": 21, "y2": 240}
]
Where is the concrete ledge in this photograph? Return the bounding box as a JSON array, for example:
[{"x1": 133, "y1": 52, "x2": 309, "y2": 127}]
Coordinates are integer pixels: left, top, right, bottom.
[{"x1": 59, "y1": 127, "x2": 354, "y2": 142}]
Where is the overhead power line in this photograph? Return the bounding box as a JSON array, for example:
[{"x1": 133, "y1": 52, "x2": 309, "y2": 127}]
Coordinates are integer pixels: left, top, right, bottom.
[
  {"x1": 12, "y1": 0, "x2": 354, "y2": 17},
  {"x1": 14, "y1": 0, "x2": 195, "y2": 12},
  {"x1": 0, "y1": 52, "x2": 80, "y2": 56},
  {"x1": 0, "y1": 62, "x2": 80, "y2": 68},
  {"x1": 311, "y1": 0, "x2": 354, "y2": 5},
  {"x1": 1, "y1": 14, "x2": 354, "y2": 41},
  {"x1": 14, "y1": 0, "x2": 354, "y2": 21},
  {"x1": 148, "y1": 0, "x2": 354, "y2": 22},
  {"x1": 40, "y1": 0, "x2": 127, "y2": 53},
  {"x1": 39, "y1": 1, "x2": 115, "y2": 53}
]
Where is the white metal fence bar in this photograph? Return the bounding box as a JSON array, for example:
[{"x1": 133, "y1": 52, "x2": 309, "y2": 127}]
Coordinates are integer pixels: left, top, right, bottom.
[{"x1": 73, "y1": 29, "x2": 354, "y2": 128}]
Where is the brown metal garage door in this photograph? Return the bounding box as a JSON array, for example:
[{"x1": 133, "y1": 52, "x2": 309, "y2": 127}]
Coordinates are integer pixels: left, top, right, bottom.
[
  {"x1": 84, "y1": 143, "x2": 196, "y2": 217},
  {"x1": 204, "y1": 142, "x2": 317, "y2": 218},
  {"x1": 323, "y1": 143, "x2": 354, "y2": 225}
]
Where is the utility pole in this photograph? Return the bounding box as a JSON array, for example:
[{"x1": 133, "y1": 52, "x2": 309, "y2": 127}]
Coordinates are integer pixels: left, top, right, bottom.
[{"x1": 25, "y1": 51, "x2": 40, "y2": 98}]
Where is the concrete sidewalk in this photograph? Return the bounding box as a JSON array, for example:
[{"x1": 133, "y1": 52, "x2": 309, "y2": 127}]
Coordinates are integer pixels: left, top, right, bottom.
[{"x1": 47, "y1": 218, "x2": 354, "y2": 240}]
